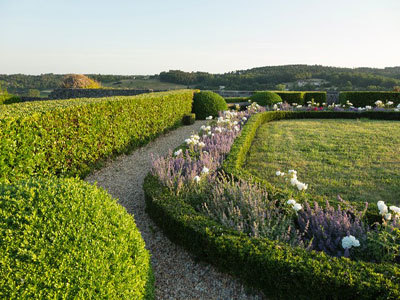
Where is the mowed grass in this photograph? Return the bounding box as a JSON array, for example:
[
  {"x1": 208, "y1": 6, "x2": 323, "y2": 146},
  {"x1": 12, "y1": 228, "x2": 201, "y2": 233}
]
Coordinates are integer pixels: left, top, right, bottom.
[{"x1": 245, "y1": 119, "x2": 400, "y2": 205}]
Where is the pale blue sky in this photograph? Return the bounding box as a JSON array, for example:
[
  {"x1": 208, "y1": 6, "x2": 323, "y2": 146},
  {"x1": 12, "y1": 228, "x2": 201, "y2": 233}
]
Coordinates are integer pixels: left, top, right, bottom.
[{"x1": 1, "y1": 0, "x2": 399, "y2": 74}]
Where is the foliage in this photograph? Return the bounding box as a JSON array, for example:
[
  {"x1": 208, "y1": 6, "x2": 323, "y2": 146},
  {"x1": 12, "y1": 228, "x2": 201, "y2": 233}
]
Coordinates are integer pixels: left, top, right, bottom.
[
  {"x1": 144, "y1": 174, "x2": 400, "y2": 299},
  {"x1": 158, "y1": 65, "x2": 400, "y2": 91},
  {"x1": 0, "y1": 90, "x2": 194, "y2": 182},
  {"x1": 145, "y1": 110, "x2": 400, "y2": 298},
  {"x1": 192, "y1": 91, "x2": 228, "y2": 119},
  {"x1": 182, "y1": 113, "x2": 196, "y2": 125},
  {"x1": 201, "y1": 174, "x2": 302, "y2": 245},
  {"x1": 274, "y1": 91, "x2": 304, "y2": 104},
  {"x1": 0, "y1": 83, "x2": 20, "y2": 105},
  {"x1": 339, "y1": 91, "x2": 400, "y2": 107},
  {"x1": 0, "y1": 177, "x2": 154, "y2": 299},
  {"x1": 224, "y1": 96, "x2": 250, "y2": 103},
  {"x1": 250, "y1": 91, "x2": 282, "y2": 106},
  {"x1": 303, "y1": 91, "x2": 327, "y2": 104},
  {"x1": 27, "y1": 89, "x2": 41, "y2": 97},
  {"x1": 60, "y1": 74, "x2": 101, "y2": 89},
  {"x1": 297, "y1": 200, "x2": 368, "y2": 257}
]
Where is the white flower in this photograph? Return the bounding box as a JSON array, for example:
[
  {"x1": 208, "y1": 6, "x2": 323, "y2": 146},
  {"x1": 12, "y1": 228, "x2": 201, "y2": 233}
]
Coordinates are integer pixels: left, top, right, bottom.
[
  {"x1": 389, "y1": 205, "x2": 400, "y2": 215},
  {"x1": 395, "y1": 108, "x2": 400, "y2": 112},
  {"x1": 174, "y1": 149, "x2": 182, "y2": 156},
  {"x1": 242, "y1": 117, "x2": 247, "y2": 121},
  {"x1": 296, "y1": 182, "x2": 308, "y2": 191},
  {"x1": 201, "y1": 166, "x2": 209, "y2": 174},
  {"x1": 387, "y1": 101, "x2": 394, "y2": 106},
  {"x1": 385, "y1": 213, "x2": 392, "y2": 221},
  {"x1": 273, "y1": 104, "x2": 278, "y2": 110},
  {"x1": 397, "y1": 104, "x2": 400, "y2": 108},
  {"x1": 296, "y1": 105, "x2": 302, "y2": 108},
  {"x1": 342, "y1": 235, "x2": 360, "y2": 249},
  {"x1": 215, "y1": 127, "x2": 223, "y2": 133},
  {"x1": 234, "y1": 125, "x2": 240, "y2": 131},
  {"x1": 377, "y1": 201, "x2": 388, "y2": 215},
  {"x1": 276, "y1": 171, "x2": 282, "y2": 176},
  {"x1": 365, "y1": 105, "x2": 372, "y2": 110},
  {"x1": 293, "y1": 203, "x2": 303, "y2": 212},
  {"x1": 288, "y1": 170, "x2": 297, "y2": 175},
  {"x1": 194, "y1": 176, "x2": 201, "y2": 183},
  {"x1": 198, "y1": 142, "x2": 206, "y2": 148},
  {"x1": 287, "y1": 199, "x2": 297, "y2": 206},
  {"x1": 206, "y1": 116, "x2": 213, "y2": 120},
  {"x1": 290, "y1": 177, "x2": 299, "y2": 186}
]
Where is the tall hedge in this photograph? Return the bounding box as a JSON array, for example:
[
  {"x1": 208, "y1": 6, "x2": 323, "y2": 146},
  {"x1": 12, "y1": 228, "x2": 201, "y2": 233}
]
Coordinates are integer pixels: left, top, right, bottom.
[
  {"x1": 339, "y1": 91, "x2": 400, "y2": 107},
  {"x1": 303, "y1": 91, "x2": 327, "y2": 104},
  {"x1": 0, "y1": 177, "x2": 154, "y2": 299},
  {"x1": 274, "y1": 91, "x2": 305, "y2": 104},
  {"x1": 0, "y1": 90, "x2": 194, "y2": 181}
]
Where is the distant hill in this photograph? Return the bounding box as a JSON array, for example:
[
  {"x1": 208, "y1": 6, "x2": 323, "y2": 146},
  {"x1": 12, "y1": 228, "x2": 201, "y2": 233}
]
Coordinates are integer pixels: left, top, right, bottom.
[
  {"x1": 2, "y1": 65, "x2": 400, "y2": 96},
  {"x1": 159, "y1": 65, "x2": 400, "y2": 91}
]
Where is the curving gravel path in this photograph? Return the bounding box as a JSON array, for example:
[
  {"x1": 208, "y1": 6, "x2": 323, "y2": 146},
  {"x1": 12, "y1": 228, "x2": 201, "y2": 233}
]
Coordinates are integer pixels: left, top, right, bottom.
[{"x1": 86, "y1": 122, "x2": 264, "y2": 300}]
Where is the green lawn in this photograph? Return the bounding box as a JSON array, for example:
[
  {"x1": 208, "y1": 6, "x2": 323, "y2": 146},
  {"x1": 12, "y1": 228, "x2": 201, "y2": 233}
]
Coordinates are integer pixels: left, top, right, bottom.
[{"x1": 245, "y1": 119, "x2": 400, "y2": 205}]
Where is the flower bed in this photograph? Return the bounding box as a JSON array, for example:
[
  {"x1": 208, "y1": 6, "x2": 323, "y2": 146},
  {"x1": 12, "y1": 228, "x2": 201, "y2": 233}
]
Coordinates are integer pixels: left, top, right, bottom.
[{"x1": 144, "y1": 109, "x2": 400, "y2": 299}]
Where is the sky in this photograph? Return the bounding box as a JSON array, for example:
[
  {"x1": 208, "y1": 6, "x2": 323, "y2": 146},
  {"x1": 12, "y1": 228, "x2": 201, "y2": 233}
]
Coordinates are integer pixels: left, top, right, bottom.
[{"x1": 1, "y1": 0, "x2": 399, "y2": 75}]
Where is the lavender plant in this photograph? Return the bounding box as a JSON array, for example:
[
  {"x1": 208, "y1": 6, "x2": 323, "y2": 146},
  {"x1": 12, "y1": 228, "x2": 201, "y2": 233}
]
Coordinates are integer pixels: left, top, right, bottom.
[
  {"x1": 297, "y1": 198, "x2": 369, "y2": 257},
  {"x1": 201, "y1": 173, "x2": 304, "y2": 246}
]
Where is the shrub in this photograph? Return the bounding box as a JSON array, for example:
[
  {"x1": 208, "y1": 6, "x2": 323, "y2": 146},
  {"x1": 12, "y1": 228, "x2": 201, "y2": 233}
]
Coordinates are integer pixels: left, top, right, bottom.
[
  {"x1": 0, "y1": 177, "x2": 154, "y2": 299},
  {"x1": 274, "y1": 91, "x2": 304, "y2": 105},
  {"x1": 0, "y1": 84, "x2": 21, "y2": 105},
  {"x1": 182, "y1": 113, "x2": 195, "y2": 125},
  {"x1": 339, "y1": 91, "x2": 400, "y2": 107},
  {"x1": 250, "y1": 91, "x2": 282, "y2": 106},
  {"x1": 192, "y1": 91, "x2": 228, "y2": 119},
  {"x1": 61, "y1": 74, "x2": 101, "y2": 89},
  {"x1": 0, "y1": 90, "x2": 194, "y2": 182},
  {"x1": 303, "y1": 92, "x2": 327, "y2": 104}
]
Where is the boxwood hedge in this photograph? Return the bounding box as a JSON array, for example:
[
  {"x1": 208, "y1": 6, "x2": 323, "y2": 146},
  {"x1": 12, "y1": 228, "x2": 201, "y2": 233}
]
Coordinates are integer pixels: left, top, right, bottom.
[
  {"x1": 339, "y1": 91, "x2": 400, "y2": 107},
  {"x1": 303, "y1": 92, "x2": 327, "y2": 104},
  {"x1": 144, "y1": 110, "x2": 400, "y2": 299},
  {"x1": 275, "y1": 91, "x2": 305, "y2": 105},
  {"x1": 1, "y1": 177, "x2": 154, "y2": 299},
  {"x1": 0, "y1": 90, "x2": 194, "y2": 182}
]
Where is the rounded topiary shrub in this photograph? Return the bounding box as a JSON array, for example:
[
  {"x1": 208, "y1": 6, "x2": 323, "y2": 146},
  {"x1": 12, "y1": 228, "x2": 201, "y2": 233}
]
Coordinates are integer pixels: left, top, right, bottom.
[
  {"x1": 0, "y1": 177, "x2": 154, "y2": 299},
  {"x1": 192, "y1": 91, "x2": 228, "y2": 120},
  {"x1": 250, "y1": 91, "x2": 282, "y2": 106},
  {"x1": 61, "y1": 74, "x2": 101, "y2": 89}
]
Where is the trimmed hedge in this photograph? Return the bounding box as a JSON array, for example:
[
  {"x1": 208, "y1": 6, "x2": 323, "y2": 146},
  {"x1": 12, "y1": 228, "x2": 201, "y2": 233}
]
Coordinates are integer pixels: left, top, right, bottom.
[
  {"x1": 1, "y1": 177, "x2": 154, "y2": 299},
  {"x1": 224, "y1": 96, "x2": 250, "y2": 103},
  {"x1": 144, "y1": 110, "x2": 400, "y2": 299},
  {"x1": 0, "y1": 90, "x2": 194, "y2": 182},
  {"x1": 250, "y1": 91, "x2": 282, "y2": 106},
  {"x1": 192, "y1": 91, "x2": 228, "y2": 120},
  {"x1": 303, "y1": 92, "x2": 327, "y2": 104},
  {"x1": 339, "y1": 91, "x2": 400, "y2": 107},
  {"x1": 182, "y1": 113, "x2": 196, "y2": 125},
  {"x1": 274, "y1": 91, "x2": 305, "y2": 105}
]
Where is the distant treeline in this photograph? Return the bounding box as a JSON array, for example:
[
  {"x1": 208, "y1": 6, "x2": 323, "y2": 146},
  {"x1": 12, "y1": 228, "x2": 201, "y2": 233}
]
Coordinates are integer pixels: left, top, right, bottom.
[
  {"x1": 2, "y1": 65, "x2": 400, "y2": 94},
  {"x1": 159, "y1": 65, "x2": 400, "y2": 91}
]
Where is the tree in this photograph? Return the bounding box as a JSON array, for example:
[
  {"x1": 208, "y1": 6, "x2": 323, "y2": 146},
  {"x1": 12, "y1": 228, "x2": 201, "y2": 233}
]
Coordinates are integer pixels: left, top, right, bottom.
[
  {"x1": 27, "y1": 89, "x2": 41, "y2": 97},
  {"x1": 275, "y1": 84, "x2": 286, "y2": 91}
]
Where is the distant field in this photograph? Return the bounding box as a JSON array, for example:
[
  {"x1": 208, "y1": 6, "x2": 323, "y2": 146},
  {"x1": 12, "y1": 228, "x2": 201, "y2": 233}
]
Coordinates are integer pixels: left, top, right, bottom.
[
  {"x1": 244, "y1": 119, "x2": 400, "y2": 205},
  {"x1": 101, "y1": 78, "x2": 187, "y2": 90}
]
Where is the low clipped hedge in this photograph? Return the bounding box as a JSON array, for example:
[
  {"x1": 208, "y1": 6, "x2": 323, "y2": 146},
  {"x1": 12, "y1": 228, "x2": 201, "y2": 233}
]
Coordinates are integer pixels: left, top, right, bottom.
[
  {"x1": 1, "y1": 177, "x2": 154, "y2": 299},
  {"x1": 144, "y1": 110, "x2": 400, "y2": 299},
  {"x1": 192, "y1": 91, "x2": 228, "y2": 119},
  {"x1": 275, "y1": 91, "x2": 305, "y2": 105},
  {"x1": 0, "y1": 90, "x2": 194, "y2": 182},
  {"x1": 224, "y1": 96, "x2": 250, "y2": 103},
  {"x1": 303, "y1": 91, "x2": 327, "y2": 104},
  {"x1": 339, "y1": 91, "x2": 400, "y2": 107},
  {"x1": 250, "y1": 91, "x2": 282, "y2": 106}
]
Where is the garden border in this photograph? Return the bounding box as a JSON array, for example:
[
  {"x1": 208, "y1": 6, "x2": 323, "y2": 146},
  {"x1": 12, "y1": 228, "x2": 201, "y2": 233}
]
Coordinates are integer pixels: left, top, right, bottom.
[{"x1": 144, "y1": 110, "x2": 400, "y2": 299}]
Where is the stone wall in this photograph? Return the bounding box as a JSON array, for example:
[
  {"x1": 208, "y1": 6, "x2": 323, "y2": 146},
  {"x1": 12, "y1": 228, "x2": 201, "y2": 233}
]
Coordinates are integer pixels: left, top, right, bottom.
[{"x1": 48, "y1": 88, "x2": 165, "y2": 100}]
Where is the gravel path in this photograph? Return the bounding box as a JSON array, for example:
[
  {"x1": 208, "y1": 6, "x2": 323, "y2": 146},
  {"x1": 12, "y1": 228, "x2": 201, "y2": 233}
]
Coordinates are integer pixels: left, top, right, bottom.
[{"x1": 86, "y1": 122, "x2": 263, "y2": 300}]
